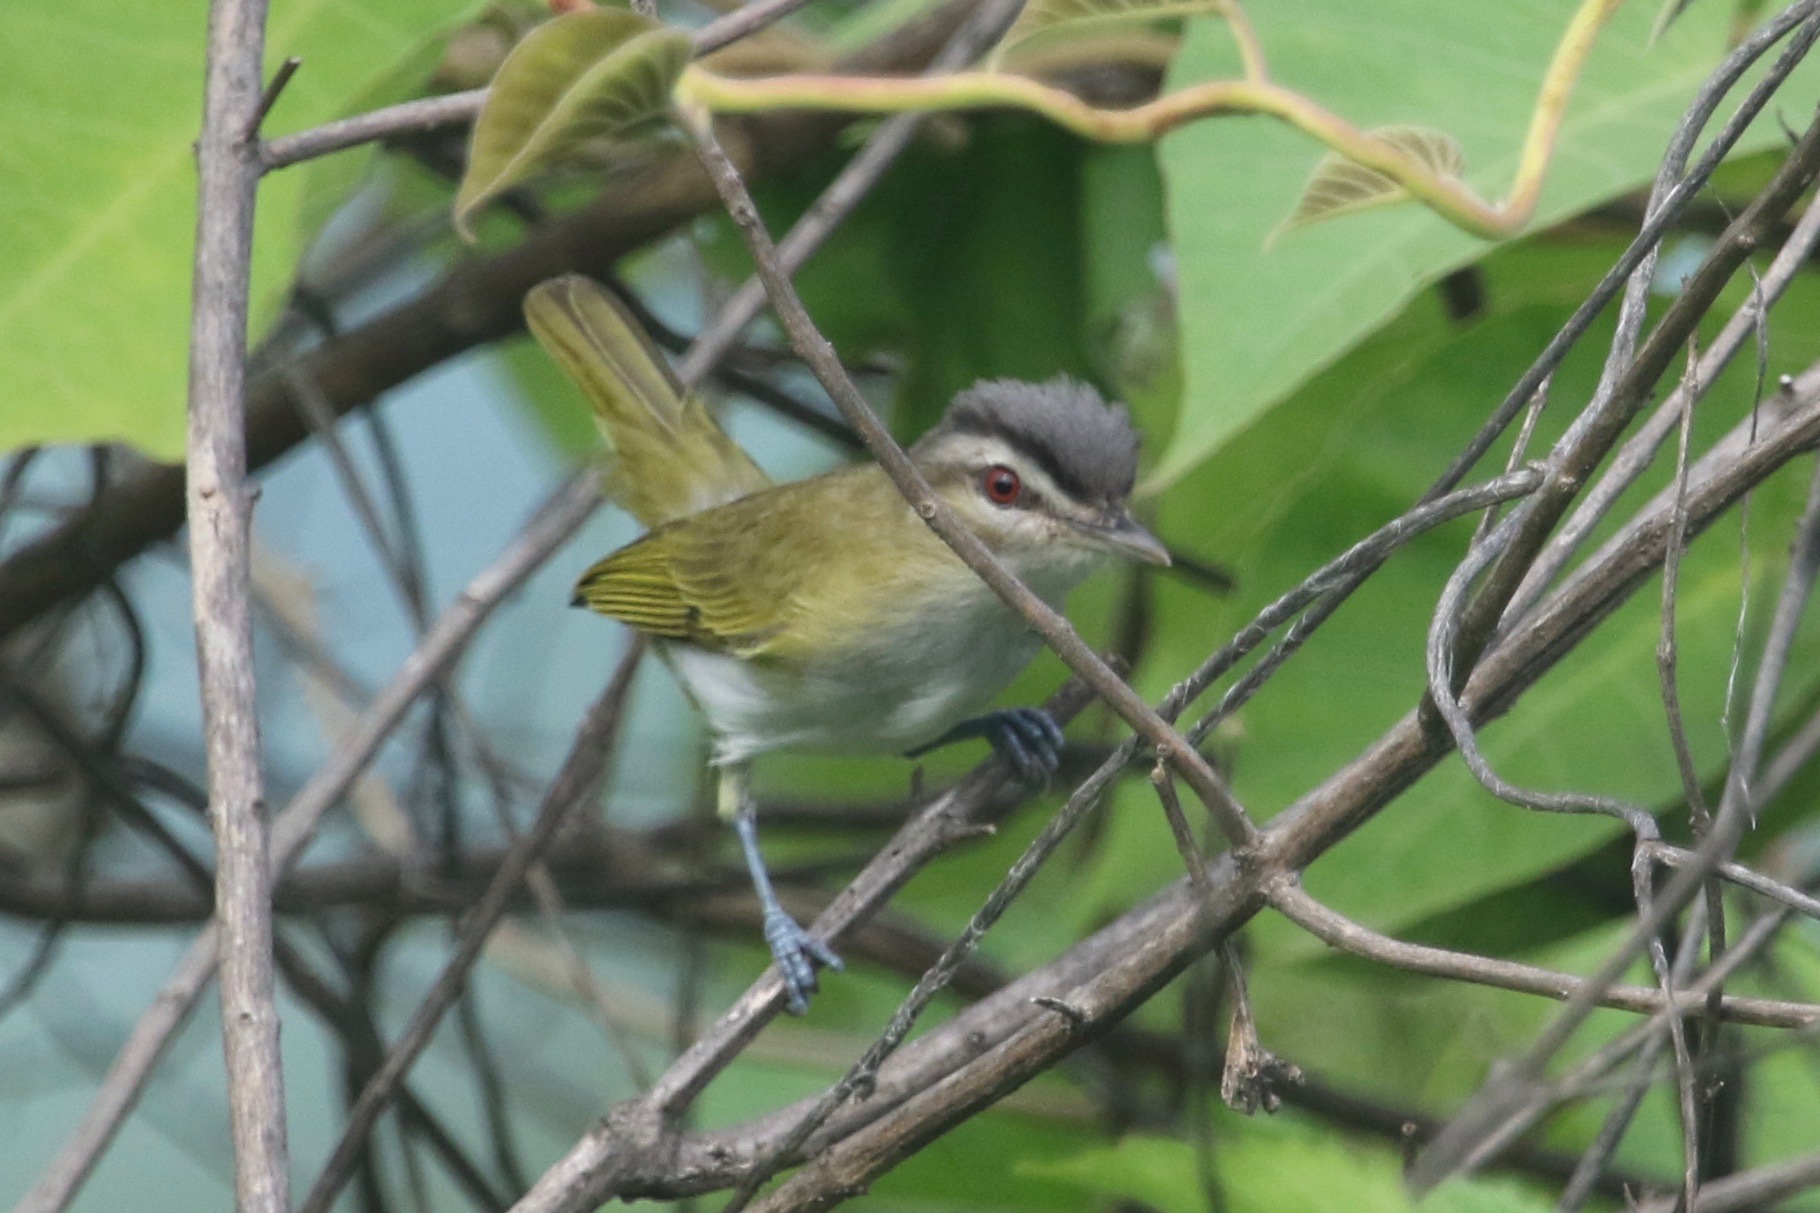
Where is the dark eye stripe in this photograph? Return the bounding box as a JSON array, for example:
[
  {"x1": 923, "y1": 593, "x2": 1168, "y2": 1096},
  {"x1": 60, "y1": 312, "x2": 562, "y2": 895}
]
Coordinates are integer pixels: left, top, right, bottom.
[{"x1": 992, "y1": 429, "x2": 1096, "y2": 504}]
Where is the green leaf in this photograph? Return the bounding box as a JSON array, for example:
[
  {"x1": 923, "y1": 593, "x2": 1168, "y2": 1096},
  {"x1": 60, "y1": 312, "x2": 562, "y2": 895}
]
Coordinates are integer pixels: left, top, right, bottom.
[
  {"x1": 1154, "y1": 0, "x2": 1820, "y2": 485},
  {"x1": 0, "y1": 0, "x2": 483, "y2": 460},
  {"x1": 991, "y1": 0, "x2": 1227, "y2": 68},
  {"x1": 453, "y1": 9, "x2": 691, "y2": 237},
  {"x1": 1273, "y1": 125, "x2": 1466, "y2": 242}
]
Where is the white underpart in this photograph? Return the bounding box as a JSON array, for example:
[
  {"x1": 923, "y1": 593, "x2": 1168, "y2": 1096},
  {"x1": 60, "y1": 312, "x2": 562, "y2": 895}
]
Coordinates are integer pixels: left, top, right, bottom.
[{"x1": 666, "y1": 554, "x2": 1097, "y2": 767}]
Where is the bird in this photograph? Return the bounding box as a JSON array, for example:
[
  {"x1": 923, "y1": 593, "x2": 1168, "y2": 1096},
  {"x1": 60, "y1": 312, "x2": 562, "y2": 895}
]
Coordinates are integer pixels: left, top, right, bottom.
[{"x1": 527, "y1": 273, "x2": 1168, "y2": 1012}]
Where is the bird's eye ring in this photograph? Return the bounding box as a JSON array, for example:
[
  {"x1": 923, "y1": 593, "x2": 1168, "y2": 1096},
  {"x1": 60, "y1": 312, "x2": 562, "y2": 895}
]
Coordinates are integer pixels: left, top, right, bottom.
[{"x1": 983, "y1": 465, "x2": 1021, "y2": 506}]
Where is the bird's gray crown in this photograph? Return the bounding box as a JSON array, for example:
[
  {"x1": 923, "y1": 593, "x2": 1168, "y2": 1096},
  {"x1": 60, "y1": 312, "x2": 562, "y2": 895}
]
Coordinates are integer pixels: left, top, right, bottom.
[{"x1": 920, "y1": 376, "x2": 1141, "y2": 504}]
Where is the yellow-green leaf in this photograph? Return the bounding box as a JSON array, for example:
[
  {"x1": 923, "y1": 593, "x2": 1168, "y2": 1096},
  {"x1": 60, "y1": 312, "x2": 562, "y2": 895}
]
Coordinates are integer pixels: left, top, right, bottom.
[
  {"x1": 453, "y1": 9, "x2": 692, "y2": 237},
  {"x1": 989, "y1": 0, "x2": 1228, "y2": 68},
  {"x1": 1271, "y1": 124, "x2": 1466, "y2": 244}
]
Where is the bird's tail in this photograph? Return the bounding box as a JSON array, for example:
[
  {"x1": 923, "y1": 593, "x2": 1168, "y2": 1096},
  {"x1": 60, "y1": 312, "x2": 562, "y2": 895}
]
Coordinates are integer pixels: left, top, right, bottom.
[{"x1": 524, "y1": 275, "x2": 771, "y2": 527}]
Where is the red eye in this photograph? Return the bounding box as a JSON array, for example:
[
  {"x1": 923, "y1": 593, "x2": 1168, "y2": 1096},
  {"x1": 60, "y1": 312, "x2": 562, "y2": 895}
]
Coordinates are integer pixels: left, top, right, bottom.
[{"x1": 983, "y1": 464, "x2": 1021, "y2": 505}]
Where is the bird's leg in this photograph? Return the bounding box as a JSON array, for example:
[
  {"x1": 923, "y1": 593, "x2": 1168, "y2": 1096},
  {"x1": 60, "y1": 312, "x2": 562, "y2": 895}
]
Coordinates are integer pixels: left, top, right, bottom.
[
  {"x1": 906, "y1": 707, "x2": 1065, "y2": 783},
  {"x1": 719, "y1": 761, "x2": 842, "y2": 1014}
]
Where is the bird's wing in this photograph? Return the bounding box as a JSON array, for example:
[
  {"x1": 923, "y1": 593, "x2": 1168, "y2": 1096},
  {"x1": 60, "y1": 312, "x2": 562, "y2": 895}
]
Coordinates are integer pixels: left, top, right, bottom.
[
  {"x1": 573, "y1": 487, "x2": 806, "y2": 656},
  {"x1": 573, "y1": 467, "x2": 949, "y2": 658}
]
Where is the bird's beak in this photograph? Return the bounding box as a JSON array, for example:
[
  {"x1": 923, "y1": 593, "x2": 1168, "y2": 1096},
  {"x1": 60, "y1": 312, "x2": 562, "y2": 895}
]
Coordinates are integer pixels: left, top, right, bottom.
[{"x1": 1078, "y1": 507, "x2": 1171, "y2": 566}]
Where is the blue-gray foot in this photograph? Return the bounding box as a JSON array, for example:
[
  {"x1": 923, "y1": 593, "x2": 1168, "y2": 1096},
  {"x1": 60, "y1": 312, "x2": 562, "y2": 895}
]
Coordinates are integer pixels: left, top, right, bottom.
[
  {"x1": 763, "y1": 908, "x2": 844, "y2": 1016},
  {"x1": 911, "y1": 707, "x2": 1065, "y2": 783},
  {"x1": 732, "y1": 802, "x2": 843, "y2": 1013}
]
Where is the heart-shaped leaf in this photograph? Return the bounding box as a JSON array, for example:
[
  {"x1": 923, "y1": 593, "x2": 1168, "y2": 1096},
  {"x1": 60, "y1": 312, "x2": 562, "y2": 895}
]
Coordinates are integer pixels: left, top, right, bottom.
[
  {"x1": 989, "y1": 0, "x2": 1229, "y2": 68},
  {"x1": 454, "y1": 9, "x2": 692, "y2": 237},
  {"x1": 1272, "y1": 125, "x2": 1466, "y2": 244}
]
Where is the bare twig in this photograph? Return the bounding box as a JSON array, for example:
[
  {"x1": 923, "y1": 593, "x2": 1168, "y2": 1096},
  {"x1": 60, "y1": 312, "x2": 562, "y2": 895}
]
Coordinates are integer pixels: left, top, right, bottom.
[
  {"x1": 261, "y1": 88, "x2": 484, "y2": 171},
  {"x1": 187, "y1": 0, "x2": 289, "y2": 1207},
  {"x1": 1508, "y1": 182, "x2": 1820, "y2": 625},
  {"x1": 1265, "y1": 879, "x2": 1813, "y2": 1028},
  {"x1": 1176, "y1": 469, "x2": 1543, "y2": 747},
  {"x1": 260, "y1": 0, "x2": 847, "y2": 173},
  {"x1": 1655, "y1": 339, "x2": 1729, "y2": 1209}
]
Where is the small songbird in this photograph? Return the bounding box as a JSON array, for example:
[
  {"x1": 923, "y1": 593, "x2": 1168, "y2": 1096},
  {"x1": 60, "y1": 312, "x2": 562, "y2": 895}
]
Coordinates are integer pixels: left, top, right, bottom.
[{"x1": 528, "y1": 274, "x2": 1168, "y2": 1012}]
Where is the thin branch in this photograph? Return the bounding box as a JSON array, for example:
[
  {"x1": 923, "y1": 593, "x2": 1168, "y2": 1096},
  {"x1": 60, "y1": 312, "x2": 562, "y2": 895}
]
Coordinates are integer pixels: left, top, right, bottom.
[
  {"x1": 693, "y1": 0, "x2": 829, "y2": 55},
  {"x1": 1508, "y1": 175, "x2": 1820, "y2": 625},
  {"x1": 261, "y1": 89, "x2": 484, "y2": 172},
  {"x1": 1660, "y1": 342, "x2": 1714, "y2": 827},
  {"x1": 259, "y1": 0, "x2": 840, "y2": 173},
  {"x1": 1655, "y1": 344, "x2": 1727, "y2": 1212},
  {"x1": 1265, "y1": 878, "x2": 1813, "y2": 1028},
  {"x1": 188, "y1": 0, "x2": 289, "y2": 1207},
  {"x1": 1175, "y1": 470, "x2": 1542, "y2": 747}
]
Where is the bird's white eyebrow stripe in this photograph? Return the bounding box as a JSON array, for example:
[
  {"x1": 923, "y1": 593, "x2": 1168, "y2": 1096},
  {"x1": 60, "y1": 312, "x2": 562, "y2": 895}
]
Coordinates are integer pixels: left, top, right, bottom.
[{"x1": 922, "y1": 433, "x2": 1072, "y2": 504}]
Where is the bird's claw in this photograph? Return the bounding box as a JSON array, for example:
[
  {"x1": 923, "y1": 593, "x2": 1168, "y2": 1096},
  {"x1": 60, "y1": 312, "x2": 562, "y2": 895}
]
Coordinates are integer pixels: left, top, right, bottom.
[
  {"x1": 763, "y1": 908, "x2": 843, "y2": 1015},
  {"x1": 982, "y1": 707, "x2": 1065, "y2": 784}
]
